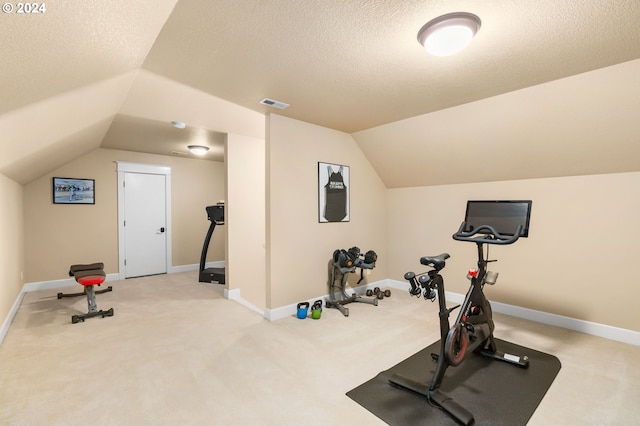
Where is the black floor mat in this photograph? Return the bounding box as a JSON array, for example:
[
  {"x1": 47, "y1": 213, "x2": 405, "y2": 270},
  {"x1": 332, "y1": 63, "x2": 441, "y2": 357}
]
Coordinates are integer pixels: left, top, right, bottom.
[{"x1": 347, "y1": 338, "x2": 561, "y2": 425}]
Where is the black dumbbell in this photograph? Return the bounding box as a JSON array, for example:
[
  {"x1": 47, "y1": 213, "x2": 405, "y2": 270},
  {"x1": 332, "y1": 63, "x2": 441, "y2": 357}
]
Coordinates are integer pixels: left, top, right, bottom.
[{"x1": 365, "y1": 287, "x2": 391, "y2": 300}]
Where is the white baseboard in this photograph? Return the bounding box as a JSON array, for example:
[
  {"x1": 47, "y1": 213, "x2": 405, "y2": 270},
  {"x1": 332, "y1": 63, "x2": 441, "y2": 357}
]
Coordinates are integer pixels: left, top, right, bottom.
[
  {"x1": 168, "y1": 264, "x2": 198, "y2": 274},
  {"x1": 22, "y1": 273, "x2": 121, "y2": 293},
  {"x1": 0, "y1": 264, "x2": 226, "y2": 348},
  {"x1": 5, "y1": 273, "x2": 638, "y2": 348},
  {"x1": 263, "y1": 279, "x2": 395, "y2": 321},
  {"x1": 489, "y1": 299, "x2": 640, "y2": 346},
  {"x1": 224, "y1": 288, "x2": 263, "y2": 316},
  {"x1": 389, "y1": 279, "x2": 640, "y2": 346},
  {"x1": 224, "y1": 288, "x2": 240, "y2": 300},
  {"x1": 169, "y1": 261, "x2": 224, "y2": 274},
  {"x1": 0, "y1": 290, "x2": 26, "y2": 348}
]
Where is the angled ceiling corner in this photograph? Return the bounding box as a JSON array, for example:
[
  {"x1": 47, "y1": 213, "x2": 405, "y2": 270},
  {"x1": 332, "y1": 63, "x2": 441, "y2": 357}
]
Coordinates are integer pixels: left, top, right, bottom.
[
  {"x1": 0, "y1": 0, "x2": 180, "y2": 184},
  {"x1": 118, "y1": 69, "x2": 265, "y2": 140}
]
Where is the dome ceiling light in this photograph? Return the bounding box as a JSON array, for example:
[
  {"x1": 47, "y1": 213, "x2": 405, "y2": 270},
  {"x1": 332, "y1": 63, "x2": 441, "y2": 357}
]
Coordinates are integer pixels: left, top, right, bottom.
[
  {"x1": 188, "y1": 145, "x2": 209, "y2": 156},
  {"x1": 417, "y1": 12, "x2": 481, "y2": 57}
]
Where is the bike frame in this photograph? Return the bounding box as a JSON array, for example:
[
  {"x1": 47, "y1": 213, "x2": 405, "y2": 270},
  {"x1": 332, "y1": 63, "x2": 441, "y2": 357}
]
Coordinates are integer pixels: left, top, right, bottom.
[{"x1": 429, "y1": 241, "x2": 497, "y2": 391}]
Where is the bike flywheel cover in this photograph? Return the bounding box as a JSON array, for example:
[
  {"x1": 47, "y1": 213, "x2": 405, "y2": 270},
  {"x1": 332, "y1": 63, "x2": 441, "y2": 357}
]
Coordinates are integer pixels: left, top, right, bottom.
[{"x1": 444, "y1": 324, "x2": 469, "y2": 366}]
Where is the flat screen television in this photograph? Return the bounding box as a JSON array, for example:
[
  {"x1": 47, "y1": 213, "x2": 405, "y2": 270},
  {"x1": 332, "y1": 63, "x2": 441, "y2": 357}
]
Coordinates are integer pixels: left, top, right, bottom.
[{"x1": 463, "y1": 200, "x2": 532, "y2": 237}]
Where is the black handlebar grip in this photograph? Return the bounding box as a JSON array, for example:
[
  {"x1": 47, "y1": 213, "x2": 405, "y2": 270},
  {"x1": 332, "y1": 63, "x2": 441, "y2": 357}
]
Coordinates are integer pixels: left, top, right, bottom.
[{"x1": 452, "y1": 222, "x2": 522, "y2": 245}]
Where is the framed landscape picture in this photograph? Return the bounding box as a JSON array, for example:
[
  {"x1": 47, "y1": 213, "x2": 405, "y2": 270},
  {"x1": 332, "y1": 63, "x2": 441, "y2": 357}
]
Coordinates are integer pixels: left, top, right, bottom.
[{"x1": 52, "y1": 177, "x2": 95, "y2": 204}]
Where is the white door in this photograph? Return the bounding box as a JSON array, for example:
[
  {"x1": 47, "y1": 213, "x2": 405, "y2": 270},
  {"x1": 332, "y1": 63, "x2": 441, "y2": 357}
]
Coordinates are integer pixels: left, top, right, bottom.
[{"x1": 123, "y1": 172, "x2": 167, "y2": 278}]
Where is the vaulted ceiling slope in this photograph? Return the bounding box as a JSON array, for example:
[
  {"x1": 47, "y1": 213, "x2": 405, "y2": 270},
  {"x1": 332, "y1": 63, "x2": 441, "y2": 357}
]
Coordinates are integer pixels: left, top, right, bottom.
[
  {"x1": 1, "y1": 1, "x2": 640, "y2": 186},
  {"x1": 0, "y1": 0, "x2": 180, "y2": 184}
]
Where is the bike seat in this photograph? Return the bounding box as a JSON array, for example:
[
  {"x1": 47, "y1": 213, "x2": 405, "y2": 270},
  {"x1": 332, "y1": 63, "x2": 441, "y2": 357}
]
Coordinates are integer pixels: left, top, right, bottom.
[{"x1": 420, "y1": 253, "x2": 450, "y2": 270}]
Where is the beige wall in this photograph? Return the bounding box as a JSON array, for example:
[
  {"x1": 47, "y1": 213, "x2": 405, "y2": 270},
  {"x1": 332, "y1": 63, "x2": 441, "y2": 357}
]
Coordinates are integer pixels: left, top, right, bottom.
[
  {"x1": 4, "y1": 59, "x2": 638, "y2": 339},
  {"x1": 0, "y1": 173, "x2": 24, "y2": 325},
  {"x1": 353, "y1": 59, "x2": 640, "y2": 189},
  {"x1": 23, "y1": 148, "x2": 225, "y2": 282},
  {"x1": 267, "y1": 114, "x2": 387, "y2": 308},
  {"x1": 226, "y1": 133, "x2": 266, "y2": 309},
  {"x1": 388, "y1": 172, "x2": 640, "y2": 331}
]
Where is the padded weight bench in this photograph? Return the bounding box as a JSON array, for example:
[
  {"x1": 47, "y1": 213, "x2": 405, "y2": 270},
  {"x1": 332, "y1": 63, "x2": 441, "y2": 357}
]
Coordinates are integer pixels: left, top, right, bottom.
[{"x1": 59, "y1": 262, "x2": 114, "y2": 324}]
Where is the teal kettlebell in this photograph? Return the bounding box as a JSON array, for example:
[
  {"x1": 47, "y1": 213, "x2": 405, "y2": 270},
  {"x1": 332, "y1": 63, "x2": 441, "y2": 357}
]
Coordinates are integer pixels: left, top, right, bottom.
[{"x1": 297, "y1": 302, "x2": 309, "y2": 319}]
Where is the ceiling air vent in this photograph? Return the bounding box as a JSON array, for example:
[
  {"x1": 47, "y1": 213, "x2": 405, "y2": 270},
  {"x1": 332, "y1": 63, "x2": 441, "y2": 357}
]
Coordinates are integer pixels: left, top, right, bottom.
[
  {"x1": 170, "y1": 151, "x2": 189, "y2": 156},
  {"x1": 260, "y1": 98, "x2": 289, "y2": 109}
]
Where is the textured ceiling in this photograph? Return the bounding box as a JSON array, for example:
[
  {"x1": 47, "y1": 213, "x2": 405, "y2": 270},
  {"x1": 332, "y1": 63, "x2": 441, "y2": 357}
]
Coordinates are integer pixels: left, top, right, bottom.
[
  {"x1": 143, "y1": 0, "x2": 640, "y2": 133},
  {"x1": 0, "y1": 0, "x2": 178, "y2": 115},
  {"x1": 1, "y1": 0, "x2": 640, "y2": 185},
  {"x1": 101, "y1": 115, "x2": 226, "y2": 162}
]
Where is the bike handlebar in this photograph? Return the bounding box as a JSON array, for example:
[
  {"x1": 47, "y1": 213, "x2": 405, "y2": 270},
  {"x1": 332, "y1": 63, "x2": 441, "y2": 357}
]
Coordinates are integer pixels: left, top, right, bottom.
[{"x1": 452, "y1": 222, "x2": 522, "y2": 245}]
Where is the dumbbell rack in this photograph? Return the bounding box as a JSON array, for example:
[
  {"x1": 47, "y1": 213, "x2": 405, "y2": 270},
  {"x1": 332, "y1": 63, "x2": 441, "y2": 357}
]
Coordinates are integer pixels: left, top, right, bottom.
[{"x1": 326, "y1": 262, "x2": 378, "y2": 317}]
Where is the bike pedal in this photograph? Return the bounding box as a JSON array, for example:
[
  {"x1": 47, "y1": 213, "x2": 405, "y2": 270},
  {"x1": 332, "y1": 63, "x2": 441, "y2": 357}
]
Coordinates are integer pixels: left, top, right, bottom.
[{"x1": 431, "y1": 353, "x2": 439, "y2": 363}]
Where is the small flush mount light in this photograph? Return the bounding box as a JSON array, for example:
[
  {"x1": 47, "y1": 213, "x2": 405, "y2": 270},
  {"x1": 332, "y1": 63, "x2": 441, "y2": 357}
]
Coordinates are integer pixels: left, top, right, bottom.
[
  {"x1": 188, "y1": 145, "x2": 209, "y2": 156},
  {"x1": 171, "y1": 120, "x2": 186, "y2": 129},
  {"x1": 417, "y1": 12, "x2": 481, "y2": 57}
]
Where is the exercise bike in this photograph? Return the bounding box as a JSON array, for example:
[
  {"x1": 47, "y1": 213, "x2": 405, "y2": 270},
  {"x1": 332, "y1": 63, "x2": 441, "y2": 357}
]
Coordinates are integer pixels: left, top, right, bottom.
[{"x1": 389, "y1": 222, "x2": 529, "y2": 426}]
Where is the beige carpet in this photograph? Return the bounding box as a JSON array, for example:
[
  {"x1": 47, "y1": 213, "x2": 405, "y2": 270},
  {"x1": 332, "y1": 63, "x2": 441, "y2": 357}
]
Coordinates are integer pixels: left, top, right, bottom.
[{"x1": 0, "y1": 271, "x2": 639, "y2": 425}]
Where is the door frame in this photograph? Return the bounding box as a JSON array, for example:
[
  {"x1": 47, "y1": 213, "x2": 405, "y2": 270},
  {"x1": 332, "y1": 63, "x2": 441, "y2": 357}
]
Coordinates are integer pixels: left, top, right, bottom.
[{"x1": 116, "y1": 161, "x2": 172, "y2": 280}]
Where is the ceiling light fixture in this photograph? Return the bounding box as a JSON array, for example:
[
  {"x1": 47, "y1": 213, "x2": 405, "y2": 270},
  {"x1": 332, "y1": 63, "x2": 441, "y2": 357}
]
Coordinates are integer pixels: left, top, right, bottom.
[
  {"x1": 417, "y1": 12, "x2": 481, "y2": 57},
  {"x1": 188, "y1": 145, "x2": 209, "y2": 155},
  {"x1": 171, "y1": 120, "x2": 186, "y2": 129}
]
